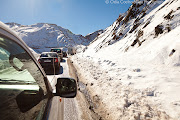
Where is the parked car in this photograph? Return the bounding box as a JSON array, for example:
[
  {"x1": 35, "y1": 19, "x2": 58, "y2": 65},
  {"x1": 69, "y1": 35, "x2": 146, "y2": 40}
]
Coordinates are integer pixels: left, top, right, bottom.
[
  {"x1": 50, "y1": 48, "x2": 63, "y2": 61},
  {"x1": 0, "y1": 21, "x2": 77, "y2": 120},
  {"x1": 38, "y1": 52, "x2": 60, "y2": 69},
  {"x1": 63, "y1": 51, "x2": 67, "y2": 57}
]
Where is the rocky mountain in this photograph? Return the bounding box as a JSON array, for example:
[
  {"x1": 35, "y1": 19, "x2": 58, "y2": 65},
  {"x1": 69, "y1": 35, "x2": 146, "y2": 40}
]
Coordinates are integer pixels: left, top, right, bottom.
[
  {"x1": 85, "y1": 0, "x2": 180, "y2": 66},
  {"x1": 85, "y1": 29, "x2": 103, "y2": 42},
  {"x1": 6, "y1": 22, "x2": 100, "y2": 53},
  {"x1": 87, "y1": 0, "x2": 166, "y2": 51}
]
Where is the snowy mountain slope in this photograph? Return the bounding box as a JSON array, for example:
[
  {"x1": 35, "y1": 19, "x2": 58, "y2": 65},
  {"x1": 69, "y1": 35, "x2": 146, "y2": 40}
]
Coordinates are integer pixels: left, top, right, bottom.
[
  {"x1": 6, "y1": 22, "x2": 93, "y2": 53},
  {"x1": 72, "y1": 0, "x2": 180, "y2": 119},
  {"x1": 87, "y1": 0, "x2": 166, "y2": 52},
  {"x1": 85, "y1": 29, "x2": 103, "y2": 42},
  {"x1": 85, "y1": 0, "x2": 180, "y2": 66}
]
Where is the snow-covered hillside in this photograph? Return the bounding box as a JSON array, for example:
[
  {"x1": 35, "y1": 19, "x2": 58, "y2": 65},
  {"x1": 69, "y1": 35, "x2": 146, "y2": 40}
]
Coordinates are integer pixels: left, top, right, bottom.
[
  {"x1": 6, "y1": 22, "x2": 97, "y2": 53},
  {"x1": 85, "y1": 29, "x2": 103, "y2": 42},
  {"x1": 72, "y1": 0, "x2": 180, "y2": 119}
]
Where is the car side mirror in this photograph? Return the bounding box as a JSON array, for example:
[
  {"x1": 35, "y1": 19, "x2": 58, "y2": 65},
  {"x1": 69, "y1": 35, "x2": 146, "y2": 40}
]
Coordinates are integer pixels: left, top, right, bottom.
[
  {"x1": 16, "y1": 87, "x2": 44, "y2": 112},
  {"x1": 55, "y1": 78, "x2": 77, "y2": 98}
]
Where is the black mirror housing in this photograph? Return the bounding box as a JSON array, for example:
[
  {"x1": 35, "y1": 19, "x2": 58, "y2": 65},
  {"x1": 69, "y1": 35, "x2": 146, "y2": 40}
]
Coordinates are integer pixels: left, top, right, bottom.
[{"x1": 55, "y1": 78, "x2": 77, "y2": 98}]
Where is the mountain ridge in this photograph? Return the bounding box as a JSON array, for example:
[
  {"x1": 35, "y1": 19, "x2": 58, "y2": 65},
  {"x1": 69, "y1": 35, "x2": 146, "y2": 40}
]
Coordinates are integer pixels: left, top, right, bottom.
[{"x1": 6, "y1": 22, "x2": 101, "y2": 53}]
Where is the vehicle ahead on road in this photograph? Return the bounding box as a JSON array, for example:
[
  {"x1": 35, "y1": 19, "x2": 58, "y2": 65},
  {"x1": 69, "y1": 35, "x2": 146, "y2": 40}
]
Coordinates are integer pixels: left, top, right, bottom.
[
  {"x1": 50, "y1": 48, "x2": 63, "y2": 61},
  {"x1": 0, "y1": 21, "x2": 77, "y2": 120},
  {"x1": 68, "y1": 47, "x2": 76, "y2": 55},
  {"x1": 38, "y1": 52, "x2": 60, "y2": 69},
  {"x1": 63, "y1": 51, "x2": 67, "y2": 57}
]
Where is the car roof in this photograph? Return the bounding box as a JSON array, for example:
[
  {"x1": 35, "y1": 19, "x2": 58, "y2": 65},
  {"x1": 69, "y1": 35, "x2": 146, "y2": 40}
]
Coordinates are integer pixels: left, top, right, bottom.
[
  {"x1": 41, "y1": 52, "x2": 57, "y2": 54},
  {"x1": 50, "y1": 48, "x2": 63, "y2": 50}
]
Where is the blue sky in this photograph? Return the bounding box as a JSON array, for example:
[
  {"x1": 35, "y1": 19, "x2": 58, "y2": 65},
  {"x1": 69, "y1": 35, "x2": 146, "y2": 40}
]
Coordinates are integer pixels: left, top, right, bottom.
[{"x1": 0, "y1": 0, "x2": 132, "y2": 36}]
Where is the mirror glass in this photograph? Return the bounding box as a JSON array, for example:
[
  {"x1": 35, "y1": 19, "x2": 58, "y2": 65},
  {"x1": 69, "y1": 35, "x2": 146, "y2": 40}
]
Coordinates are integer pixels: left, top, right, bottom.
[{"x1": 56, "y1": 78, "x2": 77, "y2": 98}]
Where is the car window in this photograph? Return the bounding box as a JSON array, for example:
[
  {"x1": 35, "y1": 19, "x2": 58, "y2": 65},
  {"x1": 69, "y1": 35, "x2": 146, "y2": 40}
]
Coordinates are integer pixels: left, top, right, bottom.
[
  {"x1": 0, "y1": 35, "x2": 48, "y2": 120},
  {"x1": 40, "y1": 53, "x2": 57, "y2": 57},
  {"x1": 49, "y1": 53, "x2": 57, "y2": 57},
  {"x1": 57, "y1": 50, "x2": 61, "y2": 53},
  {"x1": 51, "y1": 49, "x2": 61, "y2": 53},
  {"x1": 40, "y1": 53, "x2": 48, "y2": 57}
]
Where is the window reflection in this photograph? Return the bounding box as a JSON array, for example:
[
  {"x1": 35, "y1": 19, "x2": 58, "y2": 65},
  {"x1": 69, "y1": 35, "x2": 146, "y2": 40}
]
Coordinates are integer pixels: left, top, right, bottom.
[{"x1": 0, "y1": 35, "x2": 47, "y2": 119}]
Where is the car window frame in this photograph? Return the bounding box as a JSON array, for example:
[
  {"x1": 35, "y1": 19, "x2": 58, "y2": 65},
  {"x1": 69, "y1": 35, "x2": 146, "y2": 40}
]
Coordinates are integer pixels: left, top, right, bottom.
[
  {"x1": 0, "y1": 26, "x2": 53, "y2": 93},
  {"x1": 0, "y1": 26, "x2": 54, "y2": 119}
]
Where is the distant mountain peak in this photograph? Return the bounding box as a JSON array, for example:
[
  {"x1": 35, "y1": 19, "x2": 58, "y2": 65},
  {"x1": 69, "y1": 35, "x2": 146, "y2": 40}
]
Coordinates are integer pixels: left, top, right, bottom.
[{"x1": 6, "y1": 22, "x2": 100, "y2": 53}]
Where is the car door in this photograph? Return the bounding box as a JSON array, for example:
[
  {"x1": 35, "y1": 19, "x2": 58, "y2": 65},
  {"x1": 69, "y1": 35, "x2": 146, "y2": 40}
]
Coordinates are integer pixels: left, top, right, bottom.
[{"x1": 0, "y1": 33, "x2": 52, "y2": 120}]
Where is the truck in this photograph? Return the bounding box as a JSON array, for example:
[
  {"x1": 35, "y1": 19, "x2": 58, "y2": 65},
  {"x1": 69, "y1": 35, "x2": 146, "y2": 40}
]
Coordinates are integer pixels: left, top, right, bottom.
[{"x1": 68, "y1": 47, "x2": 76, "y2": 55}]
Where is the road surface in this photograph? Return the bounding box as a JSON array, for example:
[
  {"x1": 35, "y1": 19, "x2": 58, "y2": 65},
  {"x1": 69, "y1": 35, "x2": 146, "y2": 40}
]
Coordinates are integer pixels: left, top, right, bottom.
[{"x1": 46, "y1": 58, "x2": 80, "y2": 120}]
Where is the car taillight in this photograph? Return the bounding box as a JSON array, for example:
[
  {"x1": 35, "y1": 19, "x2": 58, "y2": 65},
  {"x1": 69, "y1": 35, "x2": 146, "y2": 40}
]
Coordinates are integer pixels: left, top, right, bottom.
[
  {"x1": 38, "y1": 59, "x2": 41, "y2": 63},
  {"x1": 54, "y1": 58, "x2": 58, "y2": 63}
]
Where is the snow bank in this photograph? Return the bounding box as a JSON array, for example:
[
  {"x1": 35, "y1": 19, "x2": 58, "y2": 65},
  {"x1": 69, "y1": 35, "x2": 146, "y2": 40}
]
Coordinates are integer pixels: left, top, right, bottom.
[{"x1": 71, "y1": 0, "x2": 180, "y2": 119}]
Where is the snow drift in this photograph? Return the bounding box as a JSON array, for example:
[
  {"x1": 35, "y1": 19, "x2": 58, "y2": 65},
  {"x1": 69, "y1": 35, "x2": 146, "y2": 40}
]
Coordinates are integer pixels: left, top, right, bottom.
[{"x1": 72, "y1": 0, "x2": 180, "y2": 119}]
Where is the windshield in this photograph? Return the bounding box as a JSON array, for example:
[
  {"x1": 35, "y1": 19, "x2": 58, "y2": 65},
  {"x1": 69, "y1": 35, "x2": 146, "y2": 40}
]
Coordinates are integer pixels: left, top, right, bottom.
[{"x1": 40, "y1": 53, "x2": 58, "y2": 57}]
